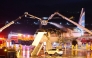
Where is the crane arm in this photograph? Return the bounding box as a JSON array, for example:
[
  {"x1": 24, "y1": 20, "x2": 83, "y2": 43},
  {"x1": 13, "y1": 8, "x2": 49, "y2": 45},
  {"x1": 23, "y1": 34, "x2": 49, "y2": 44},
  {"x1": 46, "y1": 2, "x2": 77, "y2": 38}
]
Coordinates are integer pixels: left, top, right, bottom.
[
  {"x1": 24, "y1": 12, "x2": 42, "y2": 21},
  {"x1": 48, "y1": 12, "x2": 57, "y2": 20},
  {"x1": 0, "y1": 15, "x2": 25, "y2": 32},
  {"x1": 48, "y1": 12, "x2": 73, "y2": 20},
  {"x1": 55, "y1": 12, "x2": 92, "y2": 35}
]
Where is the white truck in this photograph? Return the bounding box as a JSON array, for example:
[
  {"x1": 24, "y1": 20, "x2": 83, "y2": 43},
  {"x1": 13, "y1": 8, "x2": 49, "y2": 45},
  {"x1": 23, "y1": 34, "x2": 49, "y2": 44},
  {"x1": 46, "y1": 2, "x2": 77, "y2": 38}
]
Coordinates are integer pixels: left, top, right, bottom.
[{"x1": 45, "y1": 49, "x2": 63, "y2": 56}]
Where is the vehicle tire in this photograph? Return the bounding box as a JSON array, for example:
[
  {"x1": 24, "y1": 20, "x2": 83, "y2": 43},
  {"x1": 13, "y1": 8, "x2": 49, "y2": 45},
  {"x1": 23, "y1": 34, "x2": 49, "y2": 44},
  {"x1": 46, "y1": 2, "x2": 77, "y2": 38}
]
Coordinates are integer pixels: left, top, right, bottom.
[
  {"x1": 54, "y1": 52, "x2": 58, "y2": 56},
  {"x1": 45, "y1": 52, "x2": 48, "y2": 55},
  {"x1": 59, "y1": 54, "x2": 62, "y2": 56}
]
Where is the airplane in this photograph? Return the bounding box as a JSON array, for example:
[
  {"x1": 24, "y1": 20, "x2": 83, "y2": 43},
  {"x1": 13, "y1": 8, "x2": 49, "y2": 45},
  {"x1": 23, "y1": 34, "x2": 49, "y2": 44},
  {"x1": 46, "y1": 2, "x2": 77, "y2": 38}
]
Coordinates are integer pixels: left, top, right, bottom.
[
  {"x1": 72, "y1": 8, "x2": 85, "y2": 37},
  {"x1": 48, "y1": 8, "x2": 85, "y2": 38}
]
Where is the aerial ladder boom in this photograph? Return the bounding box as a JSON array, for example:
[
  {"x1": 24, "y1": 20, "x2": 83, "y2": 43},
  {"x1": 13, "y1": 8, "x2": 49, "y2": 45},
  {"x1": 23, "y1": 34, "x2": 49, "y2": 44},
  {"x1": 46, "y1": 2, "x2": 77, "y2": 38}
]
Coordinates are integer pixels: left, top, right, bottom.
[
  {"x1": 0, "y1": 12, "x2": 41, "y2": 32},
  {"x1": 0, "y1": 15, "x2": 25, "y2": 32},
  {"x1": 24, "y1": 12, "x2": 43, "y2": 28},
  {"x1": 47, "y1": 12, "x2": 92, "y2": 35},
  {"x1": 55, "y1": 12, "x2": 92, "y2": 35},
  {"x1": 24, "y1": 12, "x2": 42, "y2": 21}
]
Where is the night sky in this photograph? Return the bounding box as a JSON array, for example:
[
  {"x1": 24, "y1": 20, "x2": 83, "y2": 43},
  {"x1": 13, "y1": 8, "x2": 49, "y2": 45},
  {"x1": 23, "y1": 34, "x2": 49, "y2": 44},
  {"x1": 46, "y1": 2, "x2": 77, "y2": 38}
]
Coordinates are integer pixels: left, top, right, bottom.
[
  {"x1": 0, "y1": 0, "x2": 91, "y2": 19},
  {"x1": 0, "y1": 0, "x2": 92, "y2": 36}
]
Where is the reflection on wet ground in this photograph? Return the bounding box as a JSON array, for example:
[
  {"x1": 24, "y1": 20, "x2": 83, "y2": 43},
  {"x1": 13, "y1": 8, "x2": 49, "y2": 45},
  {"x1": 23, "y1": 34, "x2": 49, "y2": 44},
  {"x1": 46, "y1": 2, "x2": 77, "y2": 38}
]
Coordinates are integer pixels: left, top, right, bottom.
[
  {"x1": 18, "y1": 50, "x2": 92, "y2": 58},
  {"x1": 61, "y1": 50, "x2": 92, "y2": 58}
]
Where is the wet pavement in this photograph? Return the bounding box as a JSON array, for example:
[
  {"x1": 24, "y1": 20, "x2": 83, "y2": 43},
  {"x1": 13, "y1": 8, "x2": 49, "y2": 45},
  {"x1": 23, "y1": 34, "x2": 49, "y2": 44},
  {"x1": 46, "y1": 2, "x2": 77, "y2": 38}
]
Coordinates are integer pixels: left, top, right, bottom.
[{"x1": 17, "y1": 49, "x2": 92, "y2": 58}]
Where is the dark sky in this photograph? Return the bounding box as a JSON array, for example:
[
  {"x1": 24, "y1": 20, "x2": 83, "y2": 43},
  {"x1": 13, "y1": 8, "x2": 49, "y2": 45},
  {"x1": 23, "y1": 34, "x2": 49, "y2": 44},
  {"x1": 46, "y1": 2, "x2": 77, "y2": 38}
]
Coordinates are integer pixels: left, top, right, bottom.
[
  {"x1": 0, "y1": 0, "x2": 92, "y2": 20},
  {"x1": 0, "y1": 0, "x2": 92, "y2": 36}
]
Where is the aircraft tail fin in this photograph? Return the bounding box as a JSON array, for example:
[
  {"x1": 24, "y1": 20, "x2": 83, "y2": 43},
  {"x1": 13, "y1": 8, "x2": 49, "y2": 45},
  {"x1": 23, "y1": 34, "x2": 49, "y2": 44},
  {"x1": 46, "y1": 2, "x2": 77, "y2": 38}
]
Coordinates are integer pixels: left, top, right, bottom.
[
  {"x1": 78, "y1": 8, "x2": 85, "y2": 27},
  {"x1": 77, "y1": 8, "x2": 85, "y2": 35}
]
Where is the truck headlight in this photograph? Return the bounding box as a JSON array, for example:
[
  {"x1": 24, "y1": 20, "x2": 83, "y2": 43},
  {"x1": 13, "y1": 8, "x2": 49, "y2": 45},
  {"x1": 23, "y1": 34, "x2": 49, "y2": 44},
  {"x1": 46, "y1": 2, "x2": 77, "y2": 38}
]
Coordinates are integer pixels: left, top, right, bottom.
[{"x1": 4, "y1": 49, "x2": 7, "y2": 52}]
